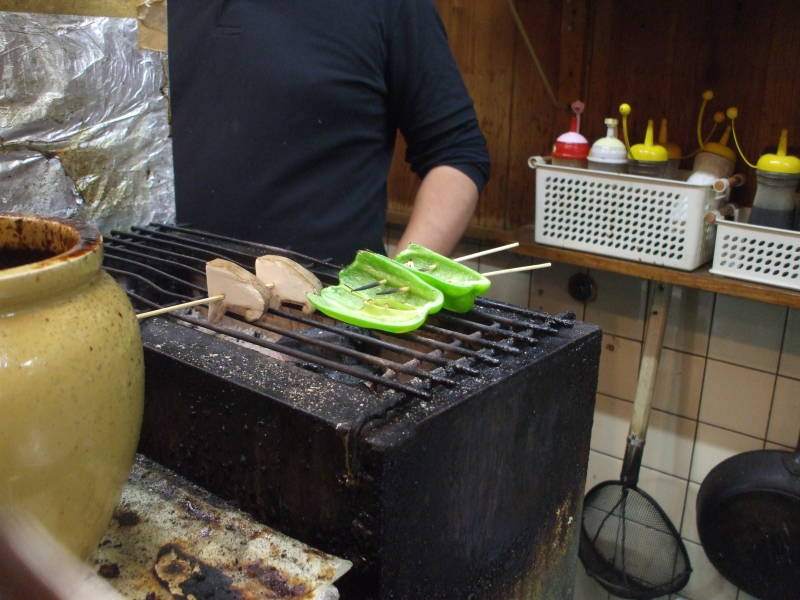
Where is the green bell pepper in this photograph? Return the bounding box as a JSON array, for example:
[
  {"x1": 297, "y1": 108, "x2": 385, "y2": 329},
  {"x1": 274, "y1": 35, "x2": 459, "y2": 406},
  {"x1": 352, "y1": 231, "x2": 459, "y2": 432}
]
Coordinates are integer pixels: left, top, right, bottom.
[
  {"x1": 394, "y1": 243, "x2": 491, "y2": 313},
  {"x1": 306, "y1": 250, "x2": 443, "y2": 333}
]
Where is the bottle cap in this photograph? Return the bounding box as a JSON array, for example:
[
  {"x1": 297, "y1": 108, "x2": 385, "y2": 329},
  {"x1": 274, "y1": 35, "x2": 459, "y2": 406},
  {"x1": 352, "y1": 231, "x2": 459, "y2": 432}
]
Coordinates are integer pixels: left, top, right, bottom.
[
  {"x1": 630, "y1": 120, "x2": 668, "y2": 163},
  {"x1": 658, "y1": 118, "x2": 682, "y2": 160},
  {"x1": 589, "y1": 118, "x2": 627, "y2": 164},
  {"x1": 702, "y1": 125, "x2": 736, "y2": 162},
  {"x1": 756, "y1": 129, "x2": 800, "y2": 174},
  {"x1": 552, "y1": 116, "x2": 589, "y2": 159}
]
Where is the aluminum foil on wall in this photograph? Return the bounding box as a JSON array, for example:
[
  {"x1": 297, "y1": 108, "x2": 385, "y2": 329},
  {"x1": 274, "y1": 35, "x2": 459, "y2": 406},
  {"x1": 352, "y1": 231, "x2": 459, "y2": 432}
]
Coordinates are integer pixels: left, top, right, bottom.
[{"x1": 0, "y1": 11, "x2": 175, "y2": 233}]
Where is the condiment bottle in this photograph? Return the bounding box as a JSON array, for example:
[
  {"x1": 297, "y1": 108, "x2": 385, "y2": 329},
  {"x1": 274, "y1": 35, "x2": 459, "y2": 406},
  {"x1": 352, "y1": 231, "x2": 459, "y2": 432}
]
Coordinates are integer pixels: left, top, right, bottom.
[
  {"x1": 658, "y1": 118, "x2": 682, "y2": 178},
  {"x1": 687, "y1": 125, "x2": 736, "y2": 186},
  {"x1": 588, "y1": 118, "x2": 628, "y2": 173},
  {"x1": 627, "y1": 119, "x2": 669, "y2": 178},
  {"x1": 551, "y1": 116, "x2": 589, "y2": 168},
  {"x1": 749, "y1": 129, "x2": 800, "y2": 229}
]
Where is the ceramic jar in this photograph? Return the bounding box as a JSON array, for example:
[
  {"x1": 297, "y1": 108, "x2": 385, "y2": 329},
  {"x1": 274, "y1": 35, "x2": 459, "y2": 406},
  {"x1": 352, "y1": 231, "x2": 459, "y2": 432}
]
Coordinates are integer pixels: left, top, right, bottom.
[{"x1": 0, "y1": 213, "x2": 144, "y2": 560}]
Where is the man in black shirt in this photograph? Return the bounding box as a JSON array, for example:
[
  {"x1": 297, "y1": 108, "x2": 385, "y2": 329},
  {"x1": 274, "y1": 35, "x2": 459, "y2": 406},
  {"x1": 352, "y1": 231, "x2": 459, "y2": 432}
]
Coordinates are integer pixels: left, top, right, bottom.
[{"x1": 169, "y1": 0, "x2": 490, "y2": 265}]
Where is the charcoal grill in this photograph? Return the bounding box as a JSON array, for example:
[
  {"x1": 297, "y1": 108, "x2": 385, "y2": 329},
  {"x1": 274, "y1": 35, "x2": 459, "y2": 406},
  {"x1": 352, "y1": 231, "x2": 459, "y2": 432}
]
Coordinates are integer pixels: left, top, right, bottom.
[{"x1": 103, "y1": 223, "x2": 601, "y2": 599}]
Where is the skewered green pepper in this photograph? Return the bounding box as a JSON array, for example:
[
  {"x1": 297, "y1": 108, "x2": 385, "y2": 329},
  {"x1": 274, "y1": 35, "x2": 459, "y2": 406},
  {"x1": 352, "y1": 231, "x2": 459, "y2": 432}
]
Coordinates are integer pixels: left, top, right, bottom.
[
  {"x1": 394, "y1": 243, "x2": 491, "y2": 312},
  {"x1": 306, "y1": 250, "x2": 443, "y2": 333}
]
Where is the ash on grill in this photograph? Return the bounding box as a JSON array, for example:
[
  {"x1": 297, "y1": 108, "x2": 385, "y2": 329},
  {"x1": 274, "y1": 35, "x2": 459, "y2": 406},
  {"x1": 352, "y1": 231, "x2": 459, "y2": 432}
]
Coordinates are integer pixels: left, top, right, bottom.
[{"x1": 103, "y1": 224, "x2": 602, "y2": 600}]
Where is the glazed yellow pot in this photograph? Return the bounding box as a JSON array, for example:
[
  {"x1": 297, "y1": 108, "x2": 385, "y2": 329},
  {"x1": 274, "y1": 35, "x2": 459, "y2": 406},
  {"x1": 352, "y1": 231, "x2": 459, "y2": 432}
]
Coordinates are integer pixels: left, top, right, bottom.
[{"x1": 0, "y1": 213, "x2": 144, "y2": 560}]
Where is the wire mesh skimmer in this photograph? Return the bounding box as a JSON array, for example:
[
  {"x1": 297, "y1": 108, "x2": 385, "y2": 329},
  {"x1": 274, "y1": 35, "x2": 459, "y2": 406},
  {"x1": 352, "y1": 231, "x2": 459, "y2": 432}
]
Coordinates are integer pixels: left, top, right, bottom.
[{"x1": 579, "y1": 284, "x2": 691, "y2": 598}]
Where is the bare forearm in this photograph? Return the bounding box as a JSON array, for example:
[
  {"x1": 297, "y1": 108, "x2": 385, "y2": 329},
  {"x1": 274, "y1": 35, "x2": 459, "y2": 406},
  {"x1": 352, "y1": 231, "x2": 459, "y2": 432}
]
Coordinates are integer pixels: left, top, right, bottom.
[{"x1": 394, "y1": 165, "x2": 479, "y2": 257}]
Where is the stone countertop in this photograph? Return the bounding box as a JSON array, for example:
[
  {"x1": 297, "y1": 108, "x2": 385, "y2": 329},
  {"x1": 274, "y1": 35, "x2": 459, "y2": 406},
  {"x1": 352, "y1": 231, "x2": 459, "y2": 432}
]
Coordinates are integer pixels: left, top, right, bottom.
[{"x1": 90, "y1": 454, "x2": 351, "y2": 600}]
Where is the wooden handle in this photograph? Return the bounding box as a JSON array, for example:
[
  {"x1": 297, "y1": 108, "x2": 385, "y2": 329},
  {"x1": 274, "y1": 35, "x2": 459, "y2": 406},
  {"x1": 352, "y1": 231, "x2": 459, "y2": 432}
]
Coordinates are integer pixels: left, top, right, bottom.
[{"x1": 629, "y1": 283, "x2": 672, "y2": 442}]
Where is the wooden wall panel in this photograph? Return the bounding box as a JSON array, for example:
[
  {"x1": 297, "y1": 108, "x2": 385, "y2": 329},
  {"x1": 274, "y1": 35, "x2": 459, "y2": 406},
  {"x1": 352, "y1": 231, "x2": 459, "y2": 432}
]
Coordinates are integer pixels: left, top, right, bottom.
[
  {"x1": 506, "y1": 0, "x2": 566, "y2": 230},
  {"x1": 387, "y1": 0, "x2": 520, "y2": 230},
  {"x1": 388, "y1": 0, "x2": 570, "y2": 231},
  {"x1": 389, "y1": 0, "x2": 800, "y2": 233}
]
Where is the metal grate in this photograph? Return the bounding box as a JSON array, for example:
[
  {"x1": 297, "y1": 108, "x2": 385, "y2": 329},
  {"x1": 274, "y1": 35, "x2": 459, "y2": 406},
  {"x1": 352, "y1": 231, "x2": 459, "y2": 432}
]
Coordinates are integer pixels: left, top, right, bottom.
[{"x1": 104, "y1": 224, "x2": 574, "y2": 400}]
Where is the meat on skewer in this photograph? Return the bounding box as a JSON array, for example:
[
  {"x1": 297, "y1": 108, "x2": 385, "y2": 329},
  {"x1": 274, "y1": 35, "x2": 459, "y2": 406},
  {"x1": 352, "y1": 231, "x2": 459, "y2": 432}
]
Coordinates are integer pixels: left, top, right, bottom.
[
  {"x1": 255, "y1": 255, "x2": 322, "y2": 314},
  {"x1": 205, "y1": 258, "x2": 273, "y2": 324}
]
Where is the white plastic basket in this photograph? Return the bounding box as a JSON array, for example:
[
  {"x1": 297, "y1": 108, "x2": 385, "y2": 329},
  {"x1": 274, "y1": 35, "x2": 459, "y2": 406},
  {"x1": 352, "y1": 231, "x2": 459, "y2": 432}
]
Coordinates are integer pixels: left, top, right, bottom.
[
  {"x1": 529, "y1": 157, "x2": 724, "y2": 271},
  {"x1": 710, "y1": 220, "x2": 800, "y2": 290}
]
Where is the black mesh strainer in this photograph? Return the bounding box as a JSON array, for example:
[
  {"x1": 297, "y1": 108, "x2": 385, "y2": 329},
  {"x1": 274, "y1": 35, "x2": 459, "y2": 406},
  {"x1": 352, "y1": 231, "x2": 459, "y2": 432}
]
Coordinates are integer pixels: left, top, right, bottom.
[{"x1": 579, "y1": 284, "x2": 691, "y2": 599}]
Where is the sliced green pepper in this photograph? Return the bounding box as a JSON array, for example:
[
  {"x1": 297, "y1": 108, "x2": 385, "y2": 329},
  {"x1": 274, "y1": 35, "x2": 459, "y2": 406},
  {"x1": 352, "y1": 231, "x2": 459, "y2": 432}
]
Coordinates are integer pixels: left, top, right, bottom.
[
  {"x1": 394, "y1": 243, "x2": 491, "y2": 313},
  {"x1": 306, "y1": 250, "x2": 443, "y2": 333}
]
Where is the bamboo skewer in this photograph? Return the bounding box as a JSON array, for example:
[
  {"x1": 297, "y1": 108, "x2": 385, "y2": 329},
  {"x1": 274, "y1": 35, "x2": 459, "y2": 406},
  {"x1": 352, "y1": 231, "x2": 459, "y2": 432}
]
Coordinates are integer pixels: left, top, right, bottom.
[
  {"x1": 376, "y1": 286, "x2": 409, "y2": 295},
  {"x1": 482, "y1": 262, "x2": 551, "y2": 277},
  {"x1": 453, "y1": 242, "x2": 520, "y2": 262},
  {"x1": 351, "y1": 279, "x2": 387, "y2": 292},
  {"x1": 136, "y1": 294, "x2": 225, "y2": 320}
]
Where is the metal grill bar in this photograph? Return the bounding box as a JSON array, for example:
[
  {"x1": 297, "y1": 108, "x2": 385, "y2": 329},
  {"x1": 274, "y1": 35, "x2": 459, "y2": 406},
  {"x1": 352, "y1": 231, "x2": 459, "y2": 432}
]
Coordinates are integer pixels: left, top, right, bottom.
[
  {"x1": 105, "y1": 245, "x2": 206, "y2": 277},
  {"x1": 270, "y1": 308, "x2": 481, "y2": 377},
  {"x1": 146, "y1": 223, "x2": 342, "y2": 271},
  {"x1": 434, "y1": 312, "x2": 538, "y2": 344},
  {"x1": 108, "y1": 264, "x2": 455, "y2": 388},
  {"x1": 102, "y1": 224, "x2": 574, "y2": 399},
  {"x1": 475, "y1": 297, "x2": 574, "y2": 328},
  {"x1": 420, "y1": 323, "x2": 521, "y2": 354},
  {"x1": 126, "y1": 290, "x2": 433, "y2": 399},
  {"x1": 468, "y1": 307, "x2": 560, "y2": 337},
  {"x1": 401, "y1": 334, "x2": 501, "y2": 365}
]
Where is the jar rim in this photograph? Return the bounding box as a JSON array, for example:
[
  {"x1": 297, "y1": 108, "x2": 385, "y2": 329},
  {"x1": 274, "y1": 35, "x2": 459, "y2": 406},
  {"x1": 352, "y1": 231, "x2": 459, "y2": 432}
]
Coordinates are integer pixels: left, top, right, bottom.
[
  {"x1": 0, "y1": 213, "x2": 101, "y2": 275},
  {"x1": 0, "y1": 213, "x2": 103, "y2": 304}
]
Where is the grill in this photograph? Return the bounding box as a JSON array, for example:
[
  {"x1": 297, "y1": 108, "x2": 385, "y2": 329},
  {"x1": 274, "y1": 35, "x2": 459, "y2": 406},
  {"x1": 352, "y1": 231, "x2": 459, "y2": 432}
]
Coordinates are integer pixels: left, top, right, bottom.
[{"x1": 103, "y1": 223, "x2": 602, "y2": 599}]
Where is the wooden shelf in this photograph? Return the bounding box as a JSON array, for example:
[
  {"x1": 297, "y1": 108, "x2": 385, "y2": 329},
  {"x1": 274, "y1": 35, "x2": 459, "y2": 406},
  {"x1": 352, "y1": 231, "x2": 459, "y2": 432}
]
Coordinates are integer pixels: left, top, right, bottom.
[{"x1": 386, "y1": 211, "x2": 800, "y2": 309}]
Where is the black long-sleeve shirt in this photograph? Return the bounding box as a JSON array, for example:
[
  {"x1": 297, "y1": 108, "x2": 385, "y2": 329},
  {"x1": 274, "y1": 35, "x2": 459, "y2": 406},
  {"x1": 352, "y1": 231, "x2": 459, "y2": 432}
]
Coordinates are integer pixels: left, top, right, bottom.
[{"x1": 169, "y1": 0, "x2": 490, "y2": 265}]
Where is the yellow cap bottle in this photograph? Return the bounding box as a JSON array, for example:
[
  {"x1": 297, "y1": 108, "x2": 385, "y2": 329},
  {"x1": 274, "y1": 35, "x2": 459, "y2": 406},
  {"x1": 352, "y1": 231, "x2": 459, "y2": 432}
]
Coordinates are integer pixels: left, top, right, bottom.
[
  {"x1": 629, "y1": 119, "x2": 669, "y2": 178},
  {"x1": 750, "y1": 129, "x2": 800, "y2": 229}
]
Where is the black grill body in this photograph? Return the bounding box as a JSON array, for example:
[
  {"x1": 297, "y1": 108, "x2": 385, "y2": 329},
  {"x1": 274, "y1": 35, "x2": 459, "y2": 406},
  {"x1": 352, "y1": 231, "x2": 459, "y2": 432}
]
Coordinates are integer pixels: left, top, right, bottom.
[{"x1": 105, "y1": 225, "x2": 601, "y2": 599}]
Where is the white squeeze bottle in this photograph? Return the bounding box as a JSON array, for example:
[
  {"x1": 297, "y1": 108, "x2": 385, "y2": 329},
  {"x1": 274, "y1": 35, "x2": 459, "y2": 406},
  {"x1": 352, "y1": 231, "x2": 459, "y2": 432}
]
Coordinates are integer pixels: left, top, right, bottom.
[
  {"x1": 687, "y1": 125, "x2": 736, "y2": 186},
  {"x1": 588, "y1": 118, "x2": 628, "y2": 173}
]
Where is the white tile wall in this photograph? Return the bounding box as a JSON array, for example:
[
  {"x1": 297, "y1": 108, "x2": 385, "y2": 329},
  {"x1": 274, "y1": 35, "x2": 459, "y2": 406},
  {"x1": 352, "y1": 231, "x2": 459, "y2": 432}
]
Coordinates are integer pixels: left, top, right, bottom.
[
  {"x1": 681, "y1": 482, "x2": 701, "y2": 543},
  {"x1": 645, "y1": 409, "x2": 696, "y2": 479},
  {"x1": 574, "y1": 562, "x2": 609, "y2": 600},
  {"x1": 707, "y1": 295, "x2": 786, "y2": 372},
  {"x1": 590, "y1": 394, "x2": 630, "y2": 458},
  {"x1": 653, "y1": 348, "x2": 705, "y2": 419},
  {"x1": 529, "y1": 261, "x2": 586, "y2": 319},
  {"x1": 699, "y1": 360, "x2": 774, "y2": 438},
  {"x1": 681, "y1": 541, "x2": 738, "y2": 600},
  {"x1": 664, "y1": 286, "x2": 714, "y2": 355},
  {"x1": 767, "y1": 376, "x2": 800, "y2": 447},
  {"x1": 637, "y1": 465, "x2": 688, "y2": 527},
  {"x1": 765, "y1": 440, "x2": 794, "y2": 451},
  {"x1": 584, "y1": 269, "x2": 648, "y2": 340},
  {"x1": 779, "y1": 308, "x2": 800, "y2": 378},
  {"x1": 585, "y1": 450, "x2": 622, "y2": 493},
  {"x1": 690, "y1": 423, "x2": 763, "y2": 484},
  {"x1": 597, "y1": 334, "x2": 641, "y2": 401}
]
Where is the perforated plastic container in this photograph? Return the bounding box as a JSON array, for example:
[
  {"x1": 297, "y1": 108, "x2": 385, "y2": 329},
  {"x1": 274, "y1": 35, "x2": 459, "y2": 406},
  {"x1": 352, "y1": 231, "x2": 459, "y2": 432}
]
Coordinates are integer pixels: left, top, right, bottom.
[
  {"x1": 710, "y1": 220, "x2": 800, "y2": 290},
  {"x1": 529, "y1": 157, "x2": 724, "y2": 271}
]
